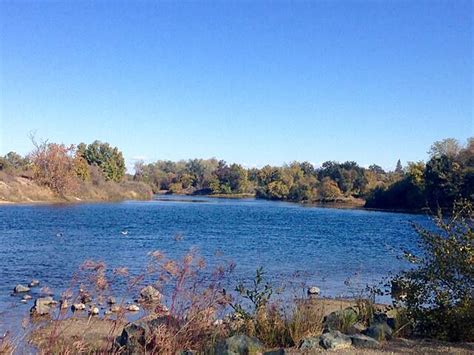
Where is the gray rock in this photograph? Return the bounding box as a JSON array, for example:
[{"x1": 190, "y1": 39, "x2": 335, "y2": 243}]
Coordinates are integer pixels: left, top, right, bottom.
[
  {"x1": 80, "y1": 292, "x2": 92, "y2": 304},
  {"x1": 215, "y1": 334, "x2": 264, "y2": 354},
  {"x1": 373, "y1": 312, "x2": 388, "y2": 324},
  {"x1": 22, "y1": 294, "x2": 33, "y2": 301},
  {"x1": 14, "y1": 284, "x2": 30, "y2": 293},
  {"x1": 350, "y1": 334, "x2": 381, "y2": 349},
  {"x1": 38, "y1": 296, "x2": 54, "y2": 305},
  {"x1": 324, "y1": 307, "x2": 358, "y2": 331},
  {"x1": 116, "y1": 316, "x2": 180, "y2": 354},
  {"x1": 29, "y1": 279, "x2": 40, "y2": 287},
  {"x1": 264, "y1": 349, "x2": 290, "y2": 355},
  {"x1": 127, "y1": 304, "x2": 140, "y2": 312},
  {"x1": 72, "y1": 303, "x2": 86, "y2": 311},
  {"x1": 319, "y1": 330, "x2": 352, "y2": 350},
  {"x1": 364, "y1": 322, "x2": 392, "y2": 341},
  {"x1": 307, "y1": 286, "x2": 320, "y2": 297},
  {"x1": 139, "y1": 285, "x2": 162, "y2": 303},
  {"x1": 387, "y1": 317, "x2": 396, "y2": 329},
  {"x1": 110, "y1": 305, "x2": 121, "y2": 313},
  {"x1": 298, "y1": 336, "x2": 321, "y2": 350},
  {"x1": 30, "y1": 297, "x2": 54, "y2": 316},
  {"x1": 89, "y1": 306, "x2": 100, "y2": 316},
  {"x1": 346, "y1": 321, "x2": 366, "y2": 335}
]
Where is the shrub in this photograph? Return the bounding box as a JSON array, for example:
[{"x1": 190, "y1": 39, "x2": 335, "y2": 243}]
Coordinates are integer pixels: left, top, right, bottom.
[
  {"x1": 30, "y1": 140, "x2": 79, "y2": 196},
  {"x1": 229, "y1": 268, "x2": 293, "y2": 348},
  {"x1": 391, "y1": 199, "x2": 474, "y2": 341}
]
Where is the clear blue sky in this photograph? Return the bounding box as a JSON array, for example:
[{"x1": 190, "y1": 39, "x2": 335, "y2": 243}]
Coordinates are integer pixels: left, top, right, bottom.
[{"x1": 0, "y1": 0, "x2": 472, "y2": 171}]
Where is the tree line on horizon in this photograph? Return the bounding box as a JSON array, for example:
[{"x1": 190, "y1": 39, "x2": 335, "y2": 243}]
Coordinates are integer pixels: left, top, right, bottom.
[
  {"x1": 0, "y1": 137, "x2": 472, "y2": 210},
  {"x1": 133, "y1": 137, "x2": 473, "y2": 210},
  {"x1": 366, "y1": 138, "x2": 474, "y2": 210}
]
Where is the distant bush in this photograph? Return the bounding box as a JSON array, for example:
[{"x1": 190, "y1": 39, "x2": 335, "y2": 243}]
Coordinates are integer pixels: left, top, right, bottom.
[
  {"x1": 0, "y1": 151, "x2": 30, "y2": 174},
  {"x1": 391, "y1": 200, "x2": 474, "y2": 341},
  {"x1": 230, "y1": 267, "x2": 293, "y2": 347}
]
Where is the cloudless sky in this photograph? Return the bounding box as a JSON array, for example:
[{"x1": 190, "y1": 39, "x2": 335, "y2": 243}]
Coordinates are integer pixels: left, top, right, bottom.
[{"x1": 0, "y1": 0, "x2": 472, "y2": 171}]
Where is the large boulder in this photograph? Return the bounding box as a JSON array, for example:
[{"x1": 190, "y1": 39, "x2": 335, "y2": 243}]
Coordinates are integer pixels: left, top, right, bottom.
[
  {"x1": 319, "y1": 330, "x2": 352, "y2": 350},
  {"x1": 139, "y1": 285, "x2": 163, "y2": 303},
  {"x1": 364, "y1": 322, "x2": 392, "y2": 341},
  {"x1": 14, "y1": 284, "x2": 30, "y2": 293},
  {"x1": 215, "y1": 334, "x2": 264, "y2": 355},
  {"x1": 298, "y1": 336, "x2": 321, "y2": 350},
  {"x1": 350, "y1": 334, "x2": 381, "y2": 349},
  {"x1": 30, "y1": 297, "x2": 55, "y2": 316},
  {"x1": 346, "y1": 321, "x2": 366, "y2": 335},
  {"x1": 324, "y1": 307, "x2": 358, "y2": 332},
  {"x1": 116, "y1": 316, "x2": 180, "y2": 354}
]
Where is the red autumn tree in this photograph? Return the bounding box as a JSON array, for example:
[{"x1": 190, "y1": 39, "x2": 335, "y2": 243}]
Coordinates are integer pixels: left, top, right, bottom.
[{"x1": 30, "y1": 139, "x2": 79, "y2": 196}]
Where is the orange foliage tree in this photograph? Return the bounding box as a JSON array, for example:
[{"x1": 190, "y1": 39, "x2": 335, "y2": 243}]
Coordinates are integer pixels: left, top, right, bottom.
[{"x1": 30, "y1": 139, "x2": 79, "y2": 196}]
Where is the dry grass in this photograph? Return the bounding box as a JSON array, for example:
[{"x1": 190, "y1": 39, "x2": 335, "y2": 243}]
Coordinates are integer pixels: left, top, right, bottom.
[
  {"x1": 288, "y1": 300, "x2": 325, "y2": 344},
  {"x1": 28, "y1": 249, "x2": 234, "y2": 354},
  {"x1": 0, "y1": 172, "x2": 151, "y2": 204},
  {"x1": 30, "y1": 317, "x2": 125, "y2": 354},
  {"x1": 0, "y1": 332, "x2": 15, "y2": 355}
]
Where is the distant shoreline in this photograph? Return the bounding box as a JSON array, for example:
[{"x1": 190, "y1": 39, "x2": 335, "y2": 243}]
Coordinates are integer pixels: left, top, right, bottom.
[
  {"x1": 156, "y1": 191, "x2": 429, "y2": 214},
  {"x1": 0, "y1": 190, "x2": 427, "y2": 214}
]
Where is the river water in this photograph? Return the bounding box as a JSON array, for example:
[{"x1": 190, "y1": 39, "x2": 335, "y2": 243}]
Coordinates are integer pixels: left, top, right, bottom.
[{"x1": 0, "y1": 195, "x2": 429, "y2": 335}]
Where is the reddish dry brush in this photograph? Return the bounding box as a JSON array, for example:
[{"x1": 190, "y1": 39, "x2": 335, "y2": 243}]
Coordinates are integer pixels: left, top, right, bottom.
[
  {"x1": 0, "y1": 331, "x2": 15, "y2": 354},
  {"x1": 30, "y1": 259, "x2": 134, "y2": 354},
  {"x1": 28, "y1": 249, "x2": 235, "y2": 353},
  {"x1": 142, "y1": 248, "x2": 235, "y2": 352},
  {"x1": 29, "y1": 137, "x2": 80, "y2": 196}
]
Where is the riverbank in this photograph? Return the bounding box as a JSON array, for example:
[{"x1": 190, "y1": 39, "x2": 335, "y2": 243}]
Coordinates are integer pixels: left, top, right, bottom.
[
  {"x1": 11, "y1": 295, "x2": 474, "y2": 354},
  {"x1": 157, "y1": 189, "x2": 367, "y2": 208},
  {"x1": 0, "y1": 175, "x2": 153, "y2": 204},
  {"x1": 0, "y1": 179, "x2": 423, "y2": 215}
]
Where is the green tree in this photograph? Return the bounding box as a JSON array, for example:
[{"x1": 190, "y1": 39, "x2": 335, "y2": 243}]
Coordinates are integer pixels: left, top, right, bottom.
[
  {"x1": 429, "y1": 138, "x2": 461, "y2": 159},
  {"x1": 266, "y1": 181, "x2": 290, "y2": 200},
  {"x1": 319, "y1": 177, "x2": 342, "y2": 201},
  {"x1": 83, "y1": 141, "x2": 126, "y2": 182},
  {"x1": 406, "y1": 161, "x2": 425, "y2": 187},
  {"x1": 425, "y1": 155, "x2": 462, "y2": 209},
  {"x1": 0, "y1": 151, "x2": 29, "y2": 173},
  {"x1": 73, "y1": 153, "x2": 90, "y2": 181},
  {"x1": 395, "y1": 159, "x2": 403, "y2": 174}
]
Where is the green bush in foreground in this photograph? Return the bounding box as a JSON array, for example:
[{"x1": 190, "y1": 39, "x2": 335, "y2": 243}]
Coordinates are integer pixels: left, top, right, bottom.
[{"x1": 392, "y1": 199, "x2": 474, "y2": 341}]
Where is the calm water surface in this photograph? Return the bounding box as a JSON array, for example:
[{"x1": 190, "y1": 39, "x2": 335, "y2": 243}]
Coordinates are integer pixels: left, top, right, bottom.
[{"x1": 0, "y1": 196, "x2": 429, "y2": 332}]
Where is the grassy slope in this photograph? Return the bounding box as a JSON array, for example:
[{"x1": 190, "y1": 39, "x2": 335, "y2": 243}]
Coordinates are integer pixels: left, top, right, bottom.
[{"x1": 0, "y1": 173, "x2": 152, "y2": 204}]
